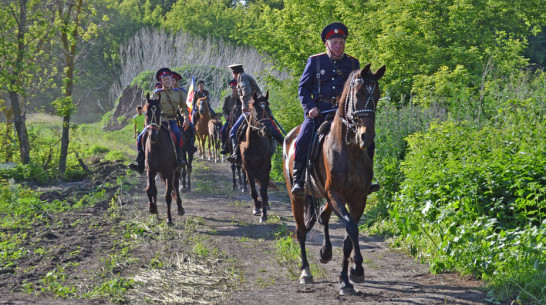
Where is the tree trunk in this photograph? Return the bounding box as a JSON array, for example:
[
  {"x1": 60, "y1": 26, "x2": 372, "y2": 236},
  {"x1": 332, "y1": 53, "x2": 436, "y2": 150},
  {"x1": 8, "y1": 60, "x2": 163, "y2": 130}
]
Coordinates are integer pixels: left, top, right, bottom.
[
  {"x1": 8, "y1": 92, "x2": 31, "y2": 164},
  {"x1": 58, "y1": 115, "x2": 70, "y2": 178}
]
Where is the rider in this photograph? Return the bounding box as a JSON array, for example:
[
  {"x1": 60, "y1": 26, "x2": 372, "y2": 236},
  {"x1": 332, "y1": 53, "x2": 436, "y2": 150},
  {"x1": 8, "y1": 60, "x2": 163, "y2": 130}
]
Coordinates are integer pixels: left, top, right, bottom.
[
  {"x1": 291, "y1": 22, "x2": 379, "y2": 196},
  {"x1": 226, "y1": 64, "x2": 284, "y2": 163},
  {"x1": 171, "y1": 71, "x2": 198, "y2": 153},
  {"x1": 128, "y1": 68, "x2": 190, "y2": 173},
  {"x1": 220, "y1": 79, "x2": 240, "y2": 154},
  {"x1": 191, "y1": 80, "x2": 216, "y2": 126}
]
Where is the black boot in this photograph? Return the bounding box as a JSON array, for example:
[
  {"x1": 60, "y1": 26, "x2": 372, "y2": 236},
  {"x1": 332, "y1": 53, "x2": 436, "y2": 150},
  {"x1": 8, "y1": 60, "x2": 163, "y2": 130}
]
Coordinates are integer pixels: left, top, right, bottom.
[
  {"x1": 220, "y1": 139, "x2": 229, "y2": 154},
  {"x1": 128, "y1": 150, "x2": 145, "y2": 174},
  {"x1": 273, "y1": 132, "x2": 284, "y2": 146},
  {"x1": 227, "y1": 141, "x2": 238, "y2": 163},
  {"x1": 368, "y1": 183, "x2": 380, "y2": 194},
  {"x1": 176, "y1": 146, "x2": 186, "y2": 168},
  {"x1": 291, "y1": 161, "x2": 306, "y2": 197}
]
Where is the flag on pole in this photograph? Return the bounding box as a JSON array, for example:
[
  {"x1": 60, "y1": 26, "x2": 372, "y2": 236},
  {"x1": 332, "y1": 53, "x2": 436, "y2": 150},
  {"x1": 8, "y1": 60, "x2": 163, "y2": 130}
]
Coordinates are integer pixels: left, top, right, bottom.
[{"x1": 185, "y1": 77, "x2": 195, "y2": 119}]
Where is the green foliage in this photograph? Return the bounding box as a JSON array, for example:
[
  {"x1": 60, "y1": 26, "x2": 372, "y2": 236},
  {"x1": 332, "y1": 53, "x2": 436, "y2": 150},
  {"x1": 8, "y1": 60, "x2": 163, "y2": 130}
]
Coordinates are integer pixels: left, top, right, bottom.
[{"x1": 384, "y1": 97, "x2": 545, "y2": 303}]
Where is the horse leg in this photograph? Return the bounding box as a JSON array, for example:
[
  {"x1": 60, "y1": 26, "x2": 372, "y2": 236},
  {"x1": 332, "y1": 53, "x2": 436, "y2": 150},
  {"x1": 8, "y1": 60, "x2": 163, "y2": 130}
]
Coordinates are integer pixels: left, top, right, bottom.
[
  {"x1": 165, "y1": 176, "x2": 173, "y2": 225},
  {"x1": 247, "y1": 172, "x2": 261, "y2": 216},
  {"x1": 329, "y1": 194, "x2": 362, "y2": 295},
  {"x1": 174, "y1": 169, "x2": 185, "y2": 216},
  {"x1": 241, "y1": 167, "x2": 248, "y2": 193},
  {"x1": 231, "y1": 163, "x2": 237, "y2": 191},
  {"x1": 181, "y1": 167, "x2": 187, "y2": 192},
  {"x1": 259, "y1": 173, "x2": 269, "y2": 223},
  {"x1": 319, "y1": 201, "x2": 333, "y2": 264},
  {"x1": 146, "y1": 171, "x2": 158, "y2": 214},
  {"x1": 291, "y1": 195, "x2": 313, "y2": 284},
  {"x1": 347, "y1": 201, "x2": 366, "y2": 284}
]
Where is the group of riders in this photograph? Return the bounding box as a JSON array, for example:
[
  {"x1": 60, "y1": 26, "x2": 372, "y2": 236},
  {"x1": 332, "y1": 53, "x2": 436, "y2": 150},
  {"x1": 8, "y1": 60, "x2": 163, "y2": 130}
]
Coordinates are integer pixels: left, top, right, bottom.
[{"x1": 128, "y1": 22, "x2": 379, "y2": 196}]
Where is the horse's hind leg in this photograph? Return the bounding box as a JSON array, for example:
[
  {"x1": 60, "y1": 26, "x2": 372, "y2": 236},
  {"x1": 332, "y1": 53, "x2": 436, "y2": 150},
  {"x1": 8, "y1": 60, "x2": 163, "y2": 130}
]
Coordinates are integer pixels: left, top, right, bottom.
[
  {"x1": 231, "y1": 163, "x2": 237, "y2": 191},
  {"x1": 146, "y1": 172, "x2": 158, "y2": 214},
  {"x1": 291, "y1": 195, "x2": 313, "y2": 284},
  {"x1": 258, "y1": 173, "x2": 268, "y2": 223},
  {"x1": 164, "y1": 178, "x2": 173, "y2": 225},
  {"x1": 319, "y1": 201, "x2": 333, "y2": 263}
]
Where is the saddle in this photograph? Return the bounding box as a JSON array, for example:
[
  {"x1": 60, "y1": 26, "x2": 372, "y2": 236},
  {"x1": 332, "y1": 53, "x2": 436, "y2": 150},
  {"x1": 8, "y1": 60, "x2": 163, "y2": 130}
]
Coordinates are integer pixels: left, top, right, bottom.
[
  {"x1": 236, "y1": 114, "x2": 249, "y2": 143},
  {"x1": 309, "y1": 116, "x2": 333, "y2": 162}
]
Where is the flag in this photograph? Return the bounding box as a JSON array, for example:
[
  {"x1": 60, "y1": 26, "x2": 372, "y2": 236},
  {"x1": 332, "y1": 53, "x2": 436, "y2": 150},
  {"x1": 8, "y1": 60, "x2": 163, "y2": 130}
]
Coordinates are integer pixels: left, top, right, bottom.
[{"x1": 186, "y1": 77, "x2": 195, "y2": 119}]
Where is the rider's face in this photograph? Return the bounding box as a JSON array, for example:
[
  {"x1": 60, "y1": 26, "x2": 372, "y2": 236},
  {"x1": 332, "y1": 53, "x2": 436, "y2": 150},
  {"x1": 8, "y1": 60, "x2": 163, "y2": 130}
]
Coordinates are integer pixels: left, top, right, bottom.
[
  {"x1": 231, "y1": 86, "x2": 237, "y2": 95},
  {"x1": 161, "y1": 76, "x2": 172, "y2": 88},
  {"x1": 326, "y1": 37, "x2": 346, "y2": 57}
]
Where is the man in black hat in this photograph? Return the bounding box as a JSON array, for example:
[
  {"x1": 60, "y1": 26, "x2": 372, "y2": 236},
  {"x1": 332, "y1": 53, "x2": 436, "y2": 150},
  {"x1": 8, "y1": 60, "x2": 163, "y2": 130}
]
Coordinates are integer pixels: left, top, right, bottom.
[
  {"x1": 290, "y1": 22, "x2": 379, "y2": 196},
  {"x1": 226, "y1": 64, "x2": 284, "y2": 163},
  {"x1": 191, "y1": 80, "x2": 216, "y2": 125}
]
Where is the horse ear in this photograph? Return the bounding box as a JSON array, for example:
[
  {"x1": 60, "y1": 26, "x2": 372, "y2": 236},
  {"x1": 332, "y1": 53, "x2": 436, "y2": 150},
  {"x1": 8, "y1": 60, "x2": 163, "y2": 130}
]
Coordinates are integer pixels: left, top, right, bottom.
[
  {"x1": 374, "y1": 65, "x2": 386, "y2": 80},
  {"x1": 360, "y1": 63, "x2": 371, "y2": 76},
  {"x1": 146, "y1": 92, "x2": 150, "y2": 101},
  {"x1": 265, "y1": 90, "x2": 269, "y2": 100}
]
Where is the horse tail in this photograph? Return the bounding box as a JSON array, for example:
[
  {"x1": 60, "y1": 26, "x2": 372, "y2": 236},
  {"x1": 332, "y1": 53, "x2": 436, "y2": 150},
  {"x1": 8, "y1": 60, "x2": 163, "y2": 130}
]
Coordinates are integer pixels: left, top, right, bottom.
[
  {"x1": 304, "y1": 194, "x2": 318, "y2": 231},
  {"x1": 254, "y1": 176, "x2": 280, "y2": 191}
]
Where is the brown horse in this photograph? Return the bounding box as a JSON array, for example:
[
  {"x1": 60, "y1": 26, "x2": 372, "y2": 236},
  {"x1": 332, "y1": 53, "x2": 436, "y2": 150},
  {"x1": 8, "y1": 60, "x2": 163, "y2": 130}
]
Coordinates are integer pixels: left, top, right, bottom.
[
  {"x1": 142, "y1": 93, "x2": 185, "y2": 224},
  {"x1": 225, "y1": 106, "x2": 247, "y2": 192},
  {"x1": 194, "y1": 97, "x2": 212, "y2": 160},
  {"x1": 240, "y1": 91, "x2": 274, "y2": 222},
  {"x1": 208, "y1": 114, "x2": 223, "y2": 163},
  {"x1": 283, "y1": 64, "x2": 385, "y2": 295}
]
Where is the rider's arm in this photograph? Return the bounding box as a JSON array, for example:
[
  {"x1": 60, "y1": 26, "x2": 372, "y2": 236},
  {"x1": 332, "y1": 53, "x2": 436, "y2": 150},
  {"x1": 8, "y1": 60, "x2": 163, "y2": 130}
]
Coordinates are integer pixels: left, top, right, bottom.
[{"x1": 299, "y1": 56, "x2": 317, "y2": 117}]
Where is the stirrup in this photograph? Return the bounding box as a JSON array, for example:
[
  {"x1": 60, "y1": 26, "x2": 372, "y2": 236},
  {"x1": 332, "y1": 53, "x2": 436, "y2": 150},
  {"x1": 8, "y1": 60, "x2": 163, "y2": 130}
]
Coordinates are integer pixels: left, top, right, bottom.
[
  {"x1": 291, "y1": 181, "x2": 305, "y2": 197},
  {"x1": 227, "y1": 154, "x2": 237, "y2": 163}
]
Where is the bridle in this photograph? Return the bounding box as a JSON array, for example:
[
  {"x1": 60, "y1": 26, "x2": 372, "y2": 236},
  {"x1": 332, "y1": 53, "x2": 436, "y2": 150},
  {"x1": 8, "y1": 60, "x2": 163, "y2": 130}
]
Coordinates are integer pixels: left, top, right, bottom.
[
  {"x1": 247, "y1": 101, "x2": 272, "y2": 137},
  {"x1": 146, "y1": 102, "x2": 162, "y2": 142},
  {"x1": 336, "y1": 72, "x2": 378, "y2": 134}
]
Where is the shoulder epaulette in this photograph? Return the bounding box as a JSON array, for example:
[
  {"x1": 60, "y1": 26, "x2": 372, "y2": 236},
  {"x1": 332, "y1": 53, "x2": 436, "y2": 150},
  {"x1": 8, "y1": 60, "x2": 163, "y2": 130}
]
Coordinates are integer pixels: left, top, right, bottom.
[
  {"x1": 310, "y1": 52, "x2": 326, "y2": 58},
  {"x1": 345, "y1": 54, "x2": 357, "y2": 60},
  {"x1": 153, "y1": 88, "x2": 164, "y2": 93}
]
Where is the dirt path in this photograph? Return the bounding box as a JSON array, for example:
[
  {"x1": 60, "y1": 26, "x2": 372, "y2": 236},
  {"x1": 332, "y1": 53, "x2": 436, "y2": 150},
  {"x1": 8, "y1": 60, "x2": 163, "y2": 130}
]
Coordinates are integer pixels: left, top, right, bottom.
[{"x1": 0, "y1": 157, "x2": 498, "y2": 305}]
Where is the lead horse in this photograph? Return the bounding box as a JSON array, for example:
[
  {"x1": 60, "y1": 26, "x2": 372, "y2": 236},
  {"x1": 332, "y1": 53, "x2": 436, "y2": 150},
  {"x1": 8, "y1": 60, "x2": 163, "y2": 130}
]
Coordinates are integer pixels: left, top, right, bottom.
[
  {"x1": 142, "y1": 93, "x2": 185, "y2": 224},
  {"x1": 283, "y1": 64, "x2": 385, "y2": 295},
  {"x1": 240, "y1": 91, "x2": 274, "y2": 223}
]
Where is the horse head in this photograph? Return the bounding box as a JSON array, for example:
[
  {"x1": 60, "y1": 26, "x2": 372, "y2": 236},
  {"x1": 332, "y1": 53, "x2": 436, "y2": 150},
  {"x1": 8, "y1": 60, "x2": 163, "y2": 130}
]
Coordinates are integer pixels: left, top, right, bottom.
[
  {"x1": 143, "y1": 92, "x2": 162, "y2": 143},
  {"x1": 338, "y1": 64, "x2": 385, "y2": 151},
  {"x1": 249, "y1": 91, "x2": 272, "y2": 138},
  {"x1": 197, "y1": 97, "x2": 210, "y2": 117}
]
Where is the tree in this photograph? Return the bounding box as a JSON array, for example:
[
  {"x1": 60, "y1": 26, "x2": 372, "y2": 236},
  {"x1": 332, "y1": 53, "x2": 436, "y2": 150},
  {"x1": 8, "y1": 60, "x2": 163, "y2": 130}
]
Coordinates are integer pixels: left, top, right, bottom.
[
  {"x1": 0, "y1": 0, "x2": 57, "y2": 164},
  {"x1": 53, "y1": 0, "x2": 101, "y2": 178}
]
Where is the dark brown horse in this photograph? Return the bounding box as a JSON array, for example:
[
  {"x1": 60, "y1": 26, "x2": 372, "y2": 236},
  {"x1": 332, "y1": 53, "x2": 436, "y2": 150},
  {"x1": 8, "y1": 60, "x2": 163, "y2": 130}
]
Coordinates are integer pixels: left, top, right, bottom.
[
  {"x1": 142, "y1": 93, "x2": 185, "y2": 224},
  {"x1": 225, "y1": 106, "x2": 247, "y2": 192},
  {"x1": 240, "y1": 91, "x2": 274, "y2": 222},
  {"x1": 283, "y1": 64, "x2": 385, "y2": 295},
  {"x1": 208, "y1": 114, "x2": 223, "y2": 163},
  {"x1": 194, "y1": 97, "x2": 212, "y2": 160}
]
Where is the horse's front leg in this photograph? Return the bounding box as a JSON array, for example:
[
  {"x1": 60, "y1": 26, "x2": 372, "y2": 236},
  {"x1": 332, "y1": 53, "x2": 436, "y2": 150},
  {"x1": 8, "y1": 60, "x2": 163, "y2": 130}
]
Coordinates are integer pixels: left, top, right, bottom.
[
  {"x1": 319, "y1": 201, "x2": 333, "y2": 263},
  {"x1": 164, "y1": 176, "x2": 173, "y2": 225},
  {"x1": 258, "y1": 172, "x2": 269, "y2": 223},
  {"x1": 347, "y1": 200, "x2": 366, "y2": 284},
  {"x1": 291, "y1": 195, "x2": 313, "y2": 284},
  {"x1": 146, "y1": 170, "x2": 158, "y2": 214},
  {"x1": 330, "y1": 194, "x2": 362, "y2": 295},
  {"x1": 173, "y1": 169, "x2": 185, "y2": 216},
  {"x1": 246, "y1": 171, "x2": 261, "y2": 216},
  {"x1": 241, "y1": 167, "x2": 248, "y2": 193}
]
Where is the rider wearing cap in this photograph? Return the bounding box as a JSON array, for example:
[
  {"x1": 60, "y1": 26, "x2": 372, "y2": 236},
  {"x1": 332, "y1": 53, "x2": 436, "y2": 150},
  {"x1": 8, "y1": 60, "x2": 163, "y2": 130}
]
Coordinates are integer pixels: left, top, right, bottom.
[
  {"x1": 220, "y1": 79, "x2": 240, "y2": 154},
  {"x1": 128, "y1": 68, "x2": 190, "y2": 173},
  {"x1": 291, "y1": 22, "x2": 379, "y2": 196},
  {"x1": 226, "y1": 64, "x2": 284, "y2": 163},
  {"x1": 171, "y1": 71, "x2": 198, "y2": 153},
  {"x1": 191, "y1": 80, "x2": 216, "y2": 126}
]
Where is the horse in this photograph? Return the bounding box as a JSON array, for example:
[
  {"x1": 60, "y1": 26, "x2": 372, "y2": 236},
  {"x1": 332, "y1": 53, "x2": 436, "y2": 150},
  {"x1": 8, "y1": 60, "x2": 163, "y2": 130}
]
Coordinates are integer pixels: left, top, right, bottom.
[
  {"x1": 225, "y1": 106, "x2": 247, "y2": 192},
  {"x1": 282, "y1": 64, "x2": 386, "y2": 295},
  {"x1": 239, "y1": 91, "x2": 274, "y2": 223},
  {"x1": 142, "y1": 92, "x2": 185, "y2": 224},
  {"x1": 194, "y1": 97, "x2": 212, "y2": 160},
  {"x1": 208, "y1": 114, "x2": 223, "y2": 163}
]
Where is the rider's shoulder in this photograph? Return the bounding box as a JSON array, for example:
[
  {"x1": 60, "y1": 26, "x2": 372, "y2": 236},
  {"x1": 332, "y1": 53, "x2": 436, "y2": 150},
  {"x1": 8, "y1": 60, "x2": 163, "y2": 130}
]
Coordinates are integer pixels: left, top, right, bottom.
[{"x1": 310, "y1": 52, "x2": 326, "y2": 58}]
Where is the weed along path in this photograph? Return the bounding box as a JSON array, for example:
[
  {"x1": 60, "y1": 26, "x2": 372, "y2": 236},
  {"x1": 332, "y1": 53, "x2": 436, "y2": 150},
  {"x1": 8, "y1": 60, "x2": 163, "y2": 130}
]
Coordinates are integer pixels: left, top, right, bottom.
[{"x1": 0, "y1": 158, "x2": 499, "y2": 305}]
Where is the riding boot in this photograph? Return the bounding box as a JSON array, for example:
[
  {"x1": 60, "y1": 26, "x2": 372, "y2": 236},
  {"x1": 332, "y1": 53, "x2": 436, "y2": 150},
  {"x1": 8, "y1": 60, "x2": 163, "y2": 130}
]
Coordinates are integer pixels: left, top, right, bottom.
[
  {"x1": 220, "y1": 138, "x2": 229, "y2": 154},
  {"x1": 273, "y1": 132, "x2": 284, "y2": 146},
  {"x1": 176, "y1": 146, "x2": 186, "y2": 168},
  {"x1": 128, "y1": 150, "x2": 145, "y2": 174},
  {"x1": 227, "y1": 141, "x2": 238, "y2": 163},
  {"x1": 367, "y1": 144, "x2": 380, "y2": 194},
  {"x1": 291, "y1": 161, "x2": 307, "y2": 197}
]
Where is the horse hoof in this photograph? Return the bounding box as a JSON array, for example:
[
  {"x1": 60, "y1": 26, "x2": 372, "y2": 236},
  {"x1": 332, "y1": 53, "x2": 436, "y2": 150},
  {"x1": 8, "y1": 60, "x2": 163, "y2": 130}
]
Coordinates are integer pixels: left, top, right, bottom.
[
  {"x1": 149, "y1": 207, "x2": 158, "y2": 214},
  {"x1": 167, "y1": 221, "x2": 174, "y2": 226},
  {"x1": 260, "y1": 216, "x2": 267, "y2": 223},
  {"x1": 319, "y1": 248, "x2": 332, "y2": 264},
  {"x1": 178, "y1": 207, "x2": 185, "y2": 216},
  {"x1": 349, "y1": 267, "x2": 365, "y2": 283},
  {"x1": 339, "y1": 286, "x2": 357, "y2": 296},
  {"x1": 253, "y1": 208, "x2": 261, "y2": 216},
  {"x1": 299, "y1": 275, "x2": 313, "y2": 285}
]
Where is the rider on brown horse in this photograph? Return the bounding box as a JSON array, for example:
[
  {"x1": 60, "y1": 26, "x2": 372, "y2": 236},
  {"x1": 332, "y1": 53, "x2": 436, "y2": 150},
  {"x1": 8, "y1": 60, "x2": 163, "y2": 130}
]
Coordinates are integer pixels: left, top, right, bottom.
[
  {"x1": 291, "y1": 22, "x2": 379, "y2": 196},
  {"x1": 129, "y1": 68, "x2": 190, "y2": 172},
  {"x1": 220, "y1": 79, "x2": 240, "y2": 154},
  {"x1": 226, "y1": 64, "x2": 284, "y2": 163}
]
